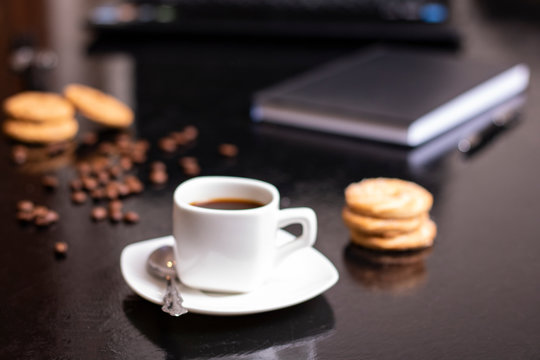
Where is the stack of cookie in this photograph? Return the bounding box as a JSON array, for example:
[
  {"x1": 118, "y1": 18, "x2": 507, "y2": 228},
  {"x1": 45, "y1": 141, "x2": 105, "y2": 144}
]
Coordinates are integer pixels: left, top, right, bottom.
[
  {"x1": 343, "y1": 178, "x2": 436, "y2": 251},
  {"x1": 3, "y1": 92, "x2": 79, "y2": 144},
  {"x1": 3, "y1": 84, "x2": 134, "y2": 144}
]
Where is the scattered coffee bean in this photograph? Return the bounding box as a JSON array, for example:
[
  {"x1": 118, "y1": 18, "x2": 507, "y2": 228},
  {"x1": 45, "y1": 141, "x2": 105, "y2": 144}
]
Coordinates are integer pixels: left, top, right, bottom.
[
  {"x1": 179, "y1": 156, "x2": 197, "y2": 167},
  {"x1": 117, "y1": 183, "x2": 130, "y2": 197},
  {"x1": 124, "y1": 176, "x2": 143, "y2": 194},
  {"x1": 33, "y1": 205, "x2": 49, "y2": 218},
  {"x1": 130, "y1": 149, "x2": 147, "y2": 164},
  {"x1": 70, "y1": 178, "x2": 83, "y2": 191},
  {"x1": 109, "y1": 200, "x2": 123, "y2": 213},
  {"x1": 98, "y1": 141, "x2": 115, "y2": 156},
  {"x1": 134, "y1": 139, "x2": 150, "y2": 152},
  {"x1": 150, "y1": 161, "x2": 166, "y2": 172},
  {"x1": 119, "y1": 156, "x2": 133, "y2": 171},
  {"x1": 123, "y1": 211, "x2": 140, "y2": 224},
  {"x1": 82, "y1": 177, "x2": 99, "y2": 191},
  {"x1": 90, "y1": 188, "x2": 106, "y2": 201},
  {"x1": 218, "y1": 143, "x2": 238, "y2": 158},
  {"x1": 170, "y1": 131, "x2": 188, "y2": 146},
  {"x1": 105, "y1": 182, "x2": 119, "y2": 200},
  {"x1": 54, "y1": 241, "x2": 68, "y2": 257},
  {"x1": 16, "y1": 211, "x2": 35, "y2": 222},
  {"x1": 158, "y1": 137, "x2": 177, "y2": 153},
  {"x1": 81, "y1": 132, "x2": 98, "y2": 146},
  {"x1": 11, "y1": 145, "x2": 28, "y2": 165},
  {"x1": 42, "y1": 175, "x2": 59, "y2": 190},
  {"x1": 97, "y1": 171, "x2": 110, "y2": 185},
  {"x1": 108, "y1": 165, "x2": 123, "y2": 179},
  {"x1": 77, "y1": 162, "x2": 92, "y2": 176},
  {"x1": 35, "y1": 210, "x2": 59, "y2": 227},
  {"x1": 179, "y1": 156, "x2": 201, "y2": 176},
  {"x1": 150, "y1": 170, "x2": 168, "y2": 185},
  {"x1": 71, "y1": 191, "x2": 87, "y2": 204},
  {"x1": 17, "y1": 200, "x2": 34, "y2": 213},
  {"x1": 182, "y1": 125, "x2": 198, "y2": 142},
  {"x1": 91, "y1": 206, "x2": 107, "y2": 221},
  {"x1": 109, "y1": 209, "x2": 123, "y2": 222}
]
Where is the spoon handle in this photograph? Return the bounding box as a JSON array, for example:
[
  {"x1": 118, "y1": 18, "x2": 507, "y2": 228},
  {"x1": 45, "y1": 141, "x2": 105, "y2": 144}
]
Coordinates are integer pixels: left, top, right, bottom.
[{"x1": 162, "y1": 276, "x2": 188, "y2": 316}]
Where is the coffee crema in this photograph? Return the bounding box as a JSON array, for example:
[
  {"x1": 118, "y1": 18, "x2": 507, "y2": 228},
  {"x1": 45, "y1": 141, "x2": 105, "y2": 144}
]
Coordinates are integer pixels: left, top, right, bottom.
[{"x1": 191, "y1": 198, "x2": 264, "y2": 210}]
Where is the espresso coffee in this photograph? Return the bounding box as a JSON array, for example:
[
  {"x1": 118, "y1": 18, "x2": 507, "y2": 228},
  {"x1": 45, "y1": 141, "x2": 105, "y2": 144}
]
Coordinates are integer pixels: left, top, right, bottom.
[{"x1": 191, "y1": 198, "x2": 264, "y2": 210}]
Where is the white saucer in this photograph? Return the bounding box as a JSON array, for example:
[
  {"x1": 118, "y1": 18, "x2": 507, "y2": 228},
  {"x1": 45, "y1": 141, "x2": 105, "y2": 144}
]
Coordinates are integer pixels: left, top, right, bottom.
[{"x1": 120, "y1": 231, "x2": 339, "y2": 316}]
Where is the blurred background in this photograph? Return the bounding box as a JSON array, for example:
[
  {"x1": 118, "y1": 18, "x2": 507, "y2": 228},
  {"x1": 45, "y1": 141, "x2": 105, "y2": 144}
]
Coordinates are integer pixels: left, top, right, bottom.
[{"x1": 2, "y1": 0, "x2": 539, "y2": 101}]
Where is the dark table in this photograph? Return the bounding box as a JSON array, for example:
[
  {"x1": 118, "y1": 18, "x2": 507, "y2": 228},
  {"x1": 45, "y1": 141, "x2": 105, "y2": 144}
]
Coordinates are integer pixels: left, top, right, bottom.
[{"x1": 2, "y1": 1, "x2": 540, "y2": 359}]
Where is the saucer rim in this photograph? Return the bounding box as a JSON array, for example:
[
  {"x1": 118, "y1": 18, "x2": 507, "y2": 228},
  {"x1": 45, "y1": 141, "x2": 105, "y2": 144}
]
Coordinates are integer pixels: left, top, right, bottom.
[{"x1": 120, "y1": 232, "x2": 339, "y2": 316}]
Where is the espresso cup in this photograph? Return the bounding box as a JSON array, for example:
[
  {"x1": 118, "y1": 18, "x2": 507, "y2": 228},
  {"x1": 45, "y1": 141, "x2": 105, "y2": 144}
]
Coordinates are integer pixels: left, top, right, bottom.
[{"x1": 172, "y1": 176, "x2": 317, "y2": 293}]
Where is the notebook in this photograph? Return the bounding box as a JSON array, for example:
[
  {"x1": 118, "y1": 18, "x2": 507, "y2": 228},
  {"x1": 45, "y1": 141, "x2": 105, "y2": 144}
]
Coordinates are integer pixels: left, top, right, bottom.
[{"x1": 251, "y1": 48, "x2": 530, "y2": 147}]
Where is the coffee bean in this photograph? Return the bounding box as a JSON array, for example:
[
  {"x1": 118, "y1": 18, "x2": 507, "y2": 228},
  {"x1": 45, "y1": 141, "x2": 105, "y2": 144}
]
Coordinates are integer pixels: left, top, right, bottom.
[
  {"x1": 158, "y1": 137, "x2": 177, "y2": 153},
  {"x1": 109, "y1": 200, "x2": 123, "y2": 213},
  {"x1": 91, "y1": 206, "x2": 107, "y2": 221},
  {"x1": 134, "y1": 139, "x2": 150, "y2": 152},
  {"x1": 90, "y1": 188, "x2": 106, "y2": 201},
  {"x1": 123, "y1": 211, "x2": 140, "y2": 224},
  {"x1": 150, "y1": 170, "x2": 168, "y2": 185},
  {"x1": 179, "y1": 156, "x2": 197, "y2": 167},
  {"x1": 16, "y1": 211, "x2": 35, "y2": 222},
  {"x1": 182, "y1": 162, "x2": 201, "y2": 177},
  {"x1": 130, "y1": 149, "x2": 147, "y2": 164},
  {"x1": 170, "y1": 131, "x2": 188, "y2": 146},
  {"x1": 54, "y1": 241, "x2": 68, "y2": 256},
  {"x1": 42, "y1": 175, "x2": 59, "y2": 190},
  {"x1": 108, "y1": 165, "x2": 123, "y2": 179},
  {"x1": 105, "y1": 182, "x2": 119, "y2": 200},
  {"x1": 150, "y1": 161, "x2": 166, "y2": 172},
  {"x1": 182, "y1": 125, "x2": 198, "y2": 142},
  {"x1": 77, "y1": 162, "x2": 92, "y2": 176},
  {"x1": 17, "y1": 200, "x2": 34, "y2": 213},
  {"x1": 119, "y1": 156, "x2": 133, "y2": 171},
  {"x1": 82, "y1": 177, "x2": 99, "y2": 191},
  {"x1": 97, "y1": 171, "x2": 110, "y2": 185},
  {"x1": 35, "y1": 210, "x2": 59, "y2": 227},
  {"x1": 81, "y1": 132, "x2": 98, "y2": 146},
  {"x1": 33, "y1": 205, "x2": 49, "y2": 218},
  {"x1": 109, "y1": 209, "x2": 123, "y2": 222},
  {"x1": 117, "y1": 183, "x2": 130, "y2": 197},
  {"x1": 124, "y1": 176, "x2": 143, "y2": 194},
  {"x1": 98, "y1": 141, "x2": 115, "y2": 156},
  {"x1": 11, "y1": 145, "x2": 28, "y2": 165},
  {"x1": 70, "y1": 178, "x2": 83, "y2": 191},
  {"x1": 218, "y1": 143, "x2": 238, "y2": 158},
  {"x1": 71, "y1": 191, "x2": 87, "y2": 204}
]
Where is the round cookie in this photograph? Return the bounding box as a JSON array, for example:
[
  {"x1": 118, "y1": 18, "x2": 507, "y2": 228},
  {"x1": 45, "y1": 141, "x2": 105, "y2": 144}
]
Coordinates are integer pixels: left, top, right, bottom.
[
  {"x1": 3, "y1": 118, "x2": 79, "y2": 143},
  {"x1": 342, "y1": 206, "x2": 427, "y2": 236},
  {"x1": 64, "y1": 84, "x2": 133, "y2": 128},
  {"x1": 3, "y1": 91, "x2": 75, "y2": 122},
  {"x1": 345, "y1": 178, "x2": 433, "y2": 219},
  {"x1": 349, "y1": 218, "x2": 437, "y2": 251}
]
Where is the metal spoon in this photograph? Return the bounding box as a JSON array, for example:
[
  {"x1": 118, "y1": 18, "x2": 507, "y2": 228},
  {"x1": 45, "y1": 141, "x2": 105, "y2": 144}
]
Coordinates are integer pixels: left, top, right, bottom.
[{"x1": 146, "y1": 245, "x2": 188, "y2": 316}]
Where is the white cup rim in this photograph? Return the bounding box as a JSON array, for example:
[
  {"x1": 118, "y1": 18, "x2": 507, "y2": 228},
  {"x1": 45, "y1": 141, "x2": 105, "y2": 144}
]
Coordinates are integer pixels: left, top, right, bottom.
[{"x1": 173, "y1": 176, "x2": 279, "y2": 214}]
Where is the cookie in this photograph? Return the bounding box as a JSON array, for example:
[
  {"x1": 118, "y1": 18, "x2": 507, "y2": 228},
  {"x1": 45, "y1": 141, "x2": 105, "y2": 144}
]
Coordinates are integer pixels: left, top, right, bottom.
[
  {"x1": 349, "y1": 218, "x2": 436, "y2": 251},
  {"x1": 345, "y1": 178, "x2": 433, "y2": 219},
  {"x1": 342, "y1": 206, "x2": 427, "y2": 236},
  {"x1": 3, "y1": 91, "x2": 75, "y2": 122},
  {"x1": 3, "y1": 118, "x2": 79, "y2": 143},
  {"x1": 64, "y1": 84, "x2": 133, "y2": 128}
]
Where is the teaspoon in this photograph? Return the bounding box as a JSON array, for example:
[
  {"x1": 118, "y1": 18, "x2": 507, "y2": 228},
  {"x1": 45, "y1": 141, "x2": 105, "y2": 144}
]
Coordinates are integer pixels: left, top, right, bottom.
[{"x1": 146, "y1": 245, "x2": 188, "y2": 316}]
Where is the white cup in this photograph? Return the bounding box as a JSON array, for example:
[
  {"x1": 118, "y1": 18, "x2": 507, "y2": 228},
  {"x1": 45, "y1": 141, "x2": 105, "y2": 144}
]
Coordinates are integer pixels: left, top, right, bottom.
[{"x1": 172, "y1": 176, "x2": 317, "y2": 293}]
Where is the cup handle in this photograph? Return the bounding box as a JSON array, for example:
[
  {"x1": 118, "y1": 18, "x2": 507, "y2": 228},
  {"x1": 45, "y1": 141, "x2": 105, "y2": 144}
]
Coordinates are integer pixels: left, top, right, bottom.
[{"x1": 275, "y1": 207, "x2": 317, "y2": 261}]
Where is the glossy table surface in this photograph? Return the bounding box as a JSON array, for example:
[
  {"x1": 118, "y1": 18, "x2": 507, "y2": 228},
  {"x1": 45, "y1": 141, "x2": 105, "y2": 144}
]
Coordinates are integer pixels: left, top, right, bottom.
[{"x1": 2, "y1": 2, "x2": 540, "y2": 359}]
